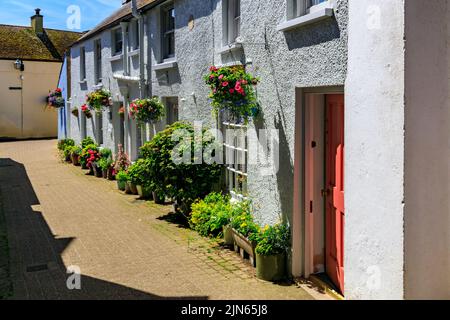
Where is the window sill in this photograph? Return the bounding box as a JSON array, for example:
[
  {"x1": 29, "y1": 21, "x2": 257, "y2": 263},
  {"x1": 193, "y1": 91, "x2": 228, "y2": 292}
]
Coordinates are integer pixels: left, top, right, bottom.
[
  {"x1": 129, "y1": 49, "x2": 140, "y2": 57},
  {"x1": 217, "y1": 42, "x2": 243, "y2": 55},
  {"x1": 109, "y1": 54, "x2": 123, "y2": 62},
  {"x1": 276, "y1": 6, "x2": 334, "y2": 32},
  {"x1": 153, "y1": 59, "x2": 178, "y2": 71}
]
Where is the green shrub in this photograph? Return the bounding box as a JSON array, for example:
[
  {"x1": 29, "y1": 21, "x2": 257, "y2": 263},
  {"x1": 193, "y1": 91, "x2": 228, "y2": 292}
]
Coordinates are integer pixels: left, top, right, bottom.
[
  {"x1": 99, "y1": 148, "x2": 112, "y2": 159},
  {"x1": 190, "y1": 193, "x2": 233, "y2": 237},
  {"x1": 97, "y1": 157, "x2": 113, "y2": 171},
  {"x1": 253, "y1": 224, "x2": 290, "y2": 256},
  {"x1": 116, "y1": 170, "x2": 129, "y2": 182},
  {"x1": 127, "y1": 159, "x2": 151, "y2": 186},
  {"x1": 69, "y1": 146, "x2": 82, "y2": 156},
  {"x1": 57, "y1": 138, "x2": 75, "y2": 151},
  {"x1": 230, "y1": 200, "x2": 259, "y2": 239},
  {"x1": 81, "y1": 137, "x2": 95, "y2": 149},
  {"x1": 140, "y1": 121, "x2": 222, "y2": 214}
]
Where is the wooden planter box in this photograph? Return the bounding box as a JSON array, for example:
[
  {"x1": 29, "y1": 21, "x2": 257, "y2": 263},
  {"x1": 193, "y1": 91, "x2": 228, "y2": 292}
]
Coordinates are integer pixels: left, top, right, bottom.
[{"x1": 231, "y1": 228, "x2": 257, "y2": 267}]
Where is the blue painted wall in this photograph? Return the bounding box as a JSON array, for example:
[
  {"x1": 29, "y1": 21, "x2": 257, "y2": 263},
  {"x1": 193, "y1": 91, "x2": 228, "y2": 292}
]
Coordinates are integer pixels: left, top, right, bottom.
[{"x1": 57, "y1": 56, "x2": 68, "y2": 139}]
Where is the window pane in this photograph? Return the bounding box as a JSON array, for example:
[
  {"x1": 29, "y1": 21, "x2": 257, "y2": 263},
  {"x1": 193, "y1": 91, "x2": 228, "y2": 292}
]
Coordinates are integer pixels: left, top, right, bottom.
[
  {"x1": 114, "y1": 28, "x2": 122, "y2": 55},
  {"x1": 162, "y1": 6, "x2": 175, "y2": 58}
]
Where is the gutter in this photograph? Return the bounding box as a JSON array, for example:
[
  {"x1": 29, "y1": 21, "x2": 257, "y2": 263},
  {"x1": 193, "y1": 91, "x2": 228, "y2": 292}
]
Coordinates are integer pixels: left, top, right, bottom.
[{"x1": 132, "y1": 0, "x2": 146, "y2": 99}]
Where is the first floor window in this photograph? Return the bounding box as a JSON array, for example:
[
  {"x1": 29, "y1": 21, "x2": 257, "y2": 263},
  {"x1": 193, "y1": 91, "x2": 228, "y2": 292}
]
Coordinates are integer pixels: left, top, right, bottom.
[
  {"x1": 291, "y1": 0, "x2": 327, "y2": 19},
  {"x1": 164, "y1": 97, "x2": 179, "y2": 125},
  {"x1": 80, "y1": 46, "x2": 86, "y2": 81},
  {"x1": 223, "y1": 0, "x2": 241, "y2": 45},
  {"x1": 94, "y1": 39, "x2": 102, "y2": 84},
  {"x1": 112, "y1": 27, "x2": 123, "y2": 56},
  {"x1": 162, "y1": 4, "x2": 175, "y2": 59}
]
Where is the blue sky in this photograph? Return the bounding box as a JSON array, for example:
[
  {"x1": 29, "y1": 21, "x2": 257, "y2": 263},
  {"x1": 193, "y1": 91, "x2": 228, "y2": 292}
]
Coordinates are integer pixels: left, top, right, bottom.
[{"x1": 0, "y1": 0, "x2": 123, "y2": 31}]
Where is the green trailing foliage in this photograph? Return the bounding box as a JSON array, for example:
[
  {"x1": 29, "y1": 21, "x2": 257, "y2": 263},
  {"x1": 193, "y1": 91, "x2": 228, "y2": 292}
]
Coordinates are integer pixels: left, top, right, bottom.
[{"x1": 81, "y1": 137, "x2": 95, "y2": 149}]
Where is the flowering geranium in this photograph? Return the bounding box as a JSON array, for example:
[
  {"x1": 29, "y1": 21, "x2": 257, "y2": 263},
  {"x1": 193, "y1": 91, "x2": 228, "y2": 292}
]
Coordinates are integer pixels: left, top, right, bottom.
[
  {"x1": 47, "y1": 88, "x2": 65, "y2": 108},
  {"x1": 87, "y1": 148, "x2": 101, "y2": 168},
  {"x1": 81, "y1": 104, "x2": 92, "y2": 118},
  {"x1": 86, "y1": 89, "x2": 112, "y2": 113},
  {"x1": 205, "y1": 66, "x2": 259, "y2": 121},
  {"x1": 129, "y1": 97, "x2": 165, "y2": 124}
]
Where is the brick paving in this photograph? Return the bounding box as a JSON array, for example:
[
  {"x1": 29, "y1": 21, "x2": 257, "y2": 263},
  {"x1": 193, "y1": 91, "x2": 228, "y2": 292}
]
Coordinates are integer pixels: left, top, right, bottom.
[{"x1": 0, "y1": 139, "x2": 324, "y2": 300}]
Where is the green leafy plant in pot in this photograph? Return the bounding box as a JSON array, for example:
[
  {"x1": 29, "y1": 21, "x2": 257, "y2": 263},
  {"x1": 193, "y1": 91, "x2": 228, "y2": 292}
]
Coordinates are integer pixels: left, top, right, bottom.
[
  {"x1": 69, "y1": 146, "x2": 82, "y2": 166},
  {"x1": 115, "y1": 171, "x2": 128, "y2": 191},
  {"x1": 98, "y1": 148, "x2": 113, "y2": 179},
  {"x1": 252, "y1": 224, "x2": 290, "y2": 282},
  {"x1": 57, "y1": 139, "x2": 75, "y2": 162}
]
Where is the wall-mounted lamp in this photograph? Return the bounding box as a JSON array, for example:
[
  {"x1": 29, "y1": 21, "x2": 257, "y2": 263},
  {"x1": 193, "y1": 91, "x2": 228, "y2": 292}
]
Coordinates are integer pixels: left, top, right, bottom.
[{"x1": 14, "y1": 59, "x2": 24, "y2": 71}]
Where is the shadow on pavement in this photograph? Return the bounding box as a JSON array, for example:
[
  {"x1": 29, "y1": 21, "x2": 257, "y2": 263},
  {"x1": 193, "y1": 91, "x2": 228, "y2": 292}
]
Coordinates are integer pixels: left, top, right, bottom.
[{"x1": 0, "y1": 158, "x2": 207, "y2": 300}]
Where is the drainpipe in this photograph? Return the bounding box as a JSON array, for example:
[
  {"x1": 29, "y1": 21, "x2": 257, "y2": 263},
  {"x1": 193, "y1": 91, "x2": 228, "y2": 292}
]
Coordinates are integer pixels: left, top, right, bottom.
[
  {"x1": 120, "y1": 21, "x2": 131, "y2": 156},
  {"x1": 131, "y1": 0, "x2": 149, "y2": 144}
]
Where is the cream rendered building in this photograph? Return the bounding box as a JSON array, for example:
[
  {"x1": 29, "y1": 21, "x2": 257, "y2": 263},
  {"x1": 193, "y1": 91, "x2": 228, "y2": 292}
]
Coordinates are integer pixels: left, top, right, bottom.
[{"x1": 0, "y1": 9, "x2": 81, "y2": 140}]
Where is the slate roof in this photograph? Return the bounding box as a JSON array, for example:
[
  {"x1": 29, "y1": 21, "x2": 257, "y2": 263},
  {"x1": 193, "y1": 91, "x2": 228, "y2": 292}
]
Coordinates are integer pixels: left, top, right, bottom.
[
  {"x1": 0, "y1": 24, "x2": 82, "y2": 62},
  {"x1": 76, "y1": 0, "x2": 162, "y2": 43}
]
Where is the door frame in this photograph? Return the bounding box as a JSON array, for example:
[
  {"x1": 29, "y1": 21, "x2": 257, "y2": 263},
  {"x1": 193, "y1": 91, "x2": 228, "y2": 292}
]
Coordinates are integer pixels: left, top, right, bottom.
[{"x1": 292, "y1": 86, "x2": 344, "y2": 282}]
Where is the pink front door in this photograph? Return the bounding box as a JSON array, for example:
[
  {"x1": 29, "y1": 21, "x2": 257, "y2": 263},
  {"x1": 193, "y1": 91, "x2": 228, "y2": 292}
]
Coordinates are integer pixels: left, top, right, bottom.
[{"x1": 325, "y1": 94, "x2": 345, "y2": 294}]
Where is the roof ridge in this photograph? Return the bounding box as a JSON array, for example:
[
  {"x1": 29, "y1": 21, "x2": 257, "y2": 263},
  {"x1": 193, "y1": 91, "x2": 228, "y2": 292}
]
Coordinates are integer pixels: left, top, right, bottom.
[{"x1": 0, "y1": 24, "x2": 84, "y2": 34}]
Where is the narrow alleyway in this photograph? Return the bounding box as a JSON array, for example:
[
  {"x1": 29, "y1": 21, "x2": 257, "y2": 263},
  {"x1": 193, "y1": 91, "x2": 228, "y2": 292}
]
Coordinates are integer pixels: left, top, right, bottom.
[{"x1": 0, "y1": 139, "x2": 321, "y2": 300}]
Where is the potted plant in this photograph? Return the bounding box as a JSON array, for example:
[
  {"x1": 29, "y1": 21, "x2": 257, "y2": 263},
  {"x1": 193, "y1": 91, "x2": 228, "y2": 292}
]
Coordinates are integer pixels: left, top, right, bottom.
[
  {"x1": 80, "y1": 143, "x2": 99, "y2": 174},
  {"x1": 81, "y1": 104, "x2": 92, "y2": 119},
  {"x1": 204, "y1": 66, "x2": 260, "y2": 122},
  {"x1": 70, "y1": 146, "x2": 82, "y2": 166},
  {"x1": 47, "y1": 88, "x2": 65, "y2": 109},
  {"x1": 253, "y1": 224, "x2": 290, "y2": 282},
  {"x1": 98, "y1": 148, "x2": 113, "y2": 179},
  {"x1": 86, "y1": 89, "x2": 113, "y2": 114},
  {"x1": 230, "y1": 201, "x2": 259, "y2": 266},
  {"x1": 129, "y1": 97, "x2": 165, "y2": 125},
  {"x1": 71, "y1": 108, "x2": 79, "y2": 117},
  {"x1": 57, "y1": 139, "x2": 75, "y2": 162},
  {"x1": 128, "y1": 159, "x2": 152, "y2": 199},
  {"x1": 115, "y1": 171, "x2": 128, "y2": 191},
  {"x1": 92, "y1": 161, "x2": 103, "y2": 178}
]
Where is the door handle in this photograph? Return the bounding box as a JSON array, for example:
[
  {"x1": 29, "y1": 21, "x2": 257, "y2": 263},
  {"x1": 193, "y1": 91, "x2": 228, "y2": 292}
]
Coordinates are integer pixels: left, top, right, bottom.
[{"x1": 321, "y1": 188, "x2": 331, "y2": 197}]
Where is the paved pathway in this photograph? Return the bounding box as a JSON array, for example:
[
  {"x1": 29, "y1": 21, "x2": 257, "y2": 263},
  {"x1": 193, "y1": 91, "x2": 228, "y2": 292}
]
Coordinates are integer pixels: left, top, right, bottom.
[{"x1": 0, "y1": 139, "x2": 322, "y2": 300}]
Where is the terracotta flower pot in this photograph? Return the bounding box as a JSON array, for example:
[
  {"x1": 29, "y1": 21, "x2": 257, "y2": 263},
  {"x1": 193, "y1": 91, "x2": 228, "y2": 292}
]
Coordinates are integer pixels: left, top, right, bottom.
[
  {"x1": 71, "y1": 154, "x2": 80, "y2": 166},
  {"x1": 107, "y1": 168, "x2": 115, "y2": 180},
  {"x1": 255, "y1": 253, "x2": 286, "y2": 282}
]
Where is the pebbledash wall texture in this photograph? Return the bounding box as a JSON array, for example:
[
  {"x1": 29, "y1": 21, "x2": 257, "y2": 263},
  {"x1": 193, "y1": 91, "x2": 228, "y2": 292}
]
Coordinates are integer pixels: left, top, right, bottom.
[{"x1": 70, "y1": 0, "x2": 348, "y2": 227}]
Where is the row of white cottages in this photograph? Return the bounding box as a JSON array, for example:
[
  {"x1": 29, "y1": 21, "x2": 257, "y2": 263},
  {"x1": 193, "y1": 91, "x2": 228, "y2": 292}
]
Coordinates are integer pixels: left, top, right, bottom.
[{"x1": 58, "y1": 0, "x2": 449, "y2": 299}]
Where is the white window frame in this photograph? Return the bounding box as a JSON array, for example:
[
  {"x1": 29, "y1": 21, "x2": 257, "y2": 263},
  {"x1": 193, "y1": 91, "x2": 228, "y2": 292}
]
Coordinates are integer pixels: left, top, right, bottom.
[
  {"x1": 94, "y1": 39, "x2": 102, "y2": 84},
  {"x1": 223, "y1": 0, "x2": 241, "y2": 46},
  {"x1": 129, "y1": 19, "x2": 140, "y2": 51},
  {"x1": 278, "y1": 0, "x2": 334, "y2": 32},
  {"x1": 80, "y1": 46, "x2": 86, "y2": 82},
  {"x1": 221, "y1": 111, "x2": 248, "y2": 199},
  {"x1": 111, "y1": 27, "x2": 123, "y2": 56},
  {"x1": 161, "y1": 3, "x2": 175, "y2": 60}
]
